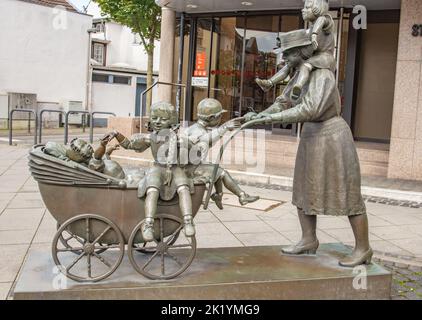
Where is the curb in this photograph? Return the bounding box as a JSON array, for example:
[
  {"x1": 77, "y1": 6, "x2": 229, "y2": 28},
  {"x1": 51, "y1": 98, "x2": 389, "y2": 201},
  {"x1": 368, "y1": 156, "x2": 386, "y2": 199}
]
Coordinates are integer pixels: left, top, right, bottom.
[
  {"x1": 373, "y1": 253, "x2": 422, "y2": 270},
  {"x1": 111, "y1": 155, "x2": 422, "y2": 204}
]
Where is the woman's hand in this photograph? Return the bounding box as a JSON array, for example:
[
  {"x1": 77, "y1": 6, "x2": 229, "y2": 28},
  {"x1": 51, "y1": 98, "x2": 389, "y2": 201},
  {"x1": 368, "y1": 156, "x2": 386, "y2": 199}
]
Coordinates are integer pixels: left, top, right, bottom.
[
  {"x1": 244, "y1": 112, "x2": 258, "y2": 122},
  {"x1": 243, "y1": 115, "x2": 273, "y2": 128},
  {"x1": 255, "y1": 112, "x2": 271, "y2": 119},
  {"x1": 255, "y1": 78, "x2": 273, "y2": 92}
]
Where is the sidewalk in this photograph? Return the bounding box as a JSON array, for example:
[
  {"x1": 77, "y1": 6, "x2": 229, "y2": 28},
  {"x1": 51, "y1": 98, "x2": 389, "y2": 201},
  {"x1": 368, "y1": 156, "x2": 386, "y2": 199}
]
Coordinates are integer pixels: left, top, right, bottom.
[
  {"x1": 0, "y1": 144, "x2": 421, "y2": 300},
  {"x1": 110, "y1": 149, "x2": 422, "y2": 205}
]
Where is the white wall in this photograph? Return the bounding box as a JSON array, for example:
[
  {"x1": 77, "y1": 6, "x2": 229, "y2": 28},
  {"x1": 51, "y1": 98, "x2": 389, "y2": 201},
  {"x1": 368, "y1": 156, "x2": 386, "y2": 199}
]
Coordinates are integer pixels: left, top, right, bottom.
[
  {"x1": 0, "y1": 0, "x2": 92, "y2": 107},
  {"x1": 91, "y1": 72, "x2": 137, "y2": 117},
  {"x1": 93, "y1": 21, "x2": 160, "y2": 72},
  {"x1": 91, "y1": 71, "x2": 159, "y2": 117}
]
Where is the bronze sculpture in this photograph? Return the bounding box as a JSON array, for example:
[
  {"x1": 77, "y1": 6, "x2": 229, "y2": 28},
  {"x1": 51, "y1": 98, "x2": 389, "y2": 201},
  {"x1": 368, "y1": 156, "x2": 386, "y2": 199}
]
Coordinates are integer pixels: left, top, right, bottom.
[
  {"x1": 245, "y1": 27, "x2": 372, "y2": 267},
  {"x1": 104, "y1": 102, "x2": 196, "y2": 242},
  {"x1": 256, "y1": 0, "x2": 335, "y2": 100},
  {"x1": 183, "y1": 98, "x2": 259, "y2": 210},
  {"x1": 43, "y1": 137, "x2": 125, "y2": 179}
]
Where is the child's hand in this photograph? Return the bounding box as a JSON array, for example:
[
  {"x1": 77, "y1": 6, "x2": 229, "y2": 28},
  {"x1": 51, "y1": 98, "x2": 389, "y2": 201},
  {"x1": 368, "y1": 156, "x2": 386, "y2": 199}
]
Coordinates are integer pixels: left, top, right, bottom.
[
  {"x1": 106, "y1": 144, "x2": 120, "y2": 156},
  {"x1": 225, "y1": 118, "x2": 242, "y2": 131},
  {"x1": 311, "y1": 34, "x2": 318, "y2": 50}
]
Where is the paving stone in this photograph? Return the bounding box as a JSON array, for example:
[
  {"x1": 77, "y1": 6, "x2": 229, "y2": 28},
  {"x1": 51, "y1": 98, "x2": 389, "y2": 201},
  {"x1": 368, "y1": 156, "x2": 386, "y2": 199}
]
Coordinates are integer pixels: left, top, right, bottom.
[
  {"x1": 195, "y1": 222, "x2": 233, "y2": 236},
  {"x1": 196, "y1": 233, "x2": 243, "y2": 248},
  {"x1": 223, "y1": 220, "x2": 274, "y2": 234},
  {"x1": 323, "y1": 228, "x2": 381, "y2": 243},
  {"x1": 262, "y1": 217, "x2": 301, "y2": 233},
  {"x1": 408, "y1": 265, "x2": 422, "y2": 272},
  {"x1": 6, "y1": 198, "x2": 45, "y2": 209},
  {"x1": 316, "y1": 217, "x2": 351, "y2": 229},
  {"x1": 390, "y1": 238, "x2": 422, "y2": 256},
  {"x1": 194, "y1": 211, "x2": 220, "y2": 224},
  {"x1": 32, "y1": 226, "x2": 55, "y2": 244},
  {"x1": 234, "y1": 232, "x2": 291, "y2": 247},
  {"x1": 0, "y1": 193, "x2": 15, "y2": 202},
  {"x1": 220, "y1": 193, "x2": 283, "y2": 211},
  {"x1": 0, "y1": 212, "x2": 42, "y2": 231},
  {"x1": 211, "y1": 206, "x2": 262, "y2": 222},
  {"x1": 0, "y1": 244, "x2": 28, "y2": 282},
  {"x1": 316, "y1": 230, "x2": 339, "y2": 244},
  {"x1": 1, "y1": 208, "x2": 45, "y2": 216},
  {"x1": 370, "y1": 226, "x2": 417, "y2": 241},
  {"x1": 0, "y1": 282, "x2": 12, "y2": 300},
  {"x1": 0, "y1": 229, "x2": 35, "y2": 245}
]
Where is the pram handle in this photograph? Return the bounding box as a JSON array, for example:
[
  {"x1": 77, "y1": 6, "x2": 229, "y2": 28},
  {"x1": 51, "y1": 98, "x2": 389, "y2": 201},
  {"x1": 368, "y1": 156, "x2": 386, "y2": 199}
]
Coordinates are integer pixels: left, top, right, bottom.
[{"x1": 203, "y1": 117, "x2": 259, "y2": 210}]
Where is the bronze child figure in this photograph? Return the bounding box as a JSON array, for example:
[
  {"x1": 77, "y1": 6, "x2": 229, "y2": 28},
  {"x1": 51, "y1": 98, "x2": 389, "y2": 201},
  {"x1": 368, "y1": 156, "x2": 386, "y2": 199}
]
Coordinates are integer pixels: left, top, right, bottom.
[
  {"x1": 43, "y1": 137, "x2": 125, "y2": 179},
  {"x1": 256, "y1": 0, "x2": 335, "y2": 100},
  {"x1": 182, "y1": 98, "x2": 259, "y2": 209},
  {"x1": 106, "y1": 102, "x2": 196, "y2": 242}
]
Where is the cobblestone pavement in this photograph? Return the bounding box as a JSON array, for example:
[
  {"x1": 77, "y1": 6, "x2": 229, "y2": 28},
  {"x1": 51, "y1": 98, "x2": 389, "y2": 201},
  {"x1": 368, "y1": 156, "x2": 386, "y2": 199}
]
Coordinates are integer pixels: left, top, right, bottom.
[
  {"x1": 374, "y1": 259, "x2": 422, "y2": 300},
  {"x1": 1, "y1": 144, "x2": 422, "y2": 299}
]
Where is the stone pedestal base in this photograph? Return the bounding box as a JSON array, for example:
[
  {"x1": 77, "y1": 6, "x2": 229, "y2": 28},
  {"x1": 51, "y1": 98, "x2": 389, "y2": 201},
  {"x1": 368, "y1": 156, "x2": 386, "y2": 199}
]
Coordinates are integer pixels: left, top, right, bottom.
[{"x1": 13, "y1": 243, "x2": 391, "y2": 300}]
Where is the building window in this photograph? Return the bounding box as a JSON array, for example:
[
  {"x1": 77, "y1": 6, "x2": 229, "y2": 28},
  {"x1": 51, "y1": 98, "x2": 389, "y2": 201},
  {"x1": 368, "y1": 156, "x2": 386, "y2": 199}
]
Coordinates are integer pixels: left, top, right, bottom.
[
  {"x1": 92, "y1": 74, "x2": 131, "y2": 85},
  {"x1": 113, "y1": 76, "x2": 131, "y2": 85},
  {"x1": 92, "y1": 73, "x2": 109, "y2": 83},
  {"x1": 93, "y1": 22, "x2": 104, "y2": 33},
  {"x1": 92, "y1": 42, "x2": 106, "y2": 65}
]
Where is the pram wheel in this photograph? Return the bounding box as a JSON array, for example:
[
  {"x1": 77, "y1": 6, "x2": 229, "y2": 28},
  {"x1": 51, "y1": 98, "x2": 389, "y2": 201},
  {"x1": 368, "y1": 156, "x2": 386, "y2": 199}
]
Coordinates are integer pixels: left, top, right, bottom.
[
  {"x1": 52, "y1": 214, "x2": 125, "y2": 282},
  {"x1": 128, "y1": 214, "x2": 196, "y2": 280}
]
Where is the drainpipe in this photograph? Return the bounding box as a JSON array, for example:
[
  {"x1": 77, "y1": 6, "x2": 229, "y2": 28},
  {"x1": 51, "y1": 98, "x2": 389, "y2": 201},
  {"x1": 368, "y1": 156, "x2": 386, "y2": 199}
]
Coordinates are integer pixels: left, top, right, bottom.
[
  {"x1": 86, "y1": 28, "x2": 97, "y2": 113},
  {"x1": 336, "y1": 8, "x2": 344, "y2": 86}
]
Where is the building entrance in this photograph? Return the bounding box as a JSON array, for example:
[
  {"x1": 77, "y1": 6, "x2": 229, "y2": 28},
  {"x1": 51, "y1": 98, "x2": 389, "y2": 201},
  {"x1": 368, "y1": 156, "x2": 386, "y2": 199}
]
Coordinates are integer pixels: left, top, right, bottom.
[{"x1": 176, "y1": 8, "x2": 398, "y2": 143}]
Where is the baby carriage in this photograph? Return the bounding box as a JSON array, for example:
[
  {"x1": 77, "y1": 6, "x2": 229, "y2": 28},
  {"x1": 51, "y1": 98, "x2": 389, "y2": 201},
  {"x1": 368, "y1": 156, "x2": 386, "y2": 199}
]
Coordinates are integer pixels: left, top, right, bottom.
[{"x1": 28, "y1": 145, "x2": 206, "y2": 282}]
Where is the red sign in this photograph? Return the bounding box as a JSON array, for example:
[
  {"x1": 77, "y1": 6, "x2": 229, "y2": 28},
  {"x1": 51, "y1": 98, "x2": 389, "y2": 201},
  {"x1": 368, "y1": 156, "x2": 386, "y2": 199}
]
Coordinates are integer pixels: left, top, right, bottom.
[{"x1": 194, "y1": 51, "x2": 207, "y2": 77}]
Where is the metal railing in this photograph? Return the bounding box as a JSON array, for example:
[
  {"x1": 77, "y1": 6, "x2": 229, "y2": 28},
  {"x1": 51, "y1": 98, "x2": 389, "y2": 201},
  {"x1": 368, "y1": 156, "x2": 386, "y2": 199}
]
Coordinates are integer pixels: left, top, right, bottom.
[
  {"x1": 38, "y1": 109, "x2": 65, "y2": 144},
  {"x1": 8, "y1": 109, "x2": 118, "y2": 146},
  {"x1": 140, "y1": 81, "x2": 187, "y2": 123},
  {"x1": 9, "y1": 109, "x2": 38, "y2": 146},
  {"x1": 63, "y1": 110, "x2": 91, "y2": 145},
  {"x1": 89, "y1": 112, "x2": 116, "y2": 143}
]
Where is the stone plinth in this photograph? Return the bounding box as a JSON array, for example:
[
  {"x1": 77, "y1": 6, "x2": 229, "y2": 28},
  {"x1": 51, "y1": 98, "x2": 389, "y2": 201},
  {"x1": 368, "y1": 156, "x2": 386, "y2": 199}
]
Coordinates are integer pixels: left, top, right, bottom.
[{"x1": 13, "y1": 244, "x2": 391, "y2": 300}]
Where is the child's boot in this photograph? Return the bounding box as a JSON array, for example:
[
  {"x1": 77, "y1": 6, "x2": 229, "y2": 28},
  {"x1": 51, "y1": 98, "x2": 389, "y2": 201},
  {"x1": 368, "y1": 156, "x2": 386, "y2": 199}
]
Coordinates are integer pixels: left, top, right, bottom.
[
  {"x1": 142, "y1": 218, "x2": 155, "y2": 242},
  {"x1": 239, "y1": 192, "x2": 260, "y2": 206},
  {"x1": 183, "y1": 215, "x2": 196, "y2": 237},
  {"x1": 211, "y1": 192, "x2": 224, "y2": 210}
]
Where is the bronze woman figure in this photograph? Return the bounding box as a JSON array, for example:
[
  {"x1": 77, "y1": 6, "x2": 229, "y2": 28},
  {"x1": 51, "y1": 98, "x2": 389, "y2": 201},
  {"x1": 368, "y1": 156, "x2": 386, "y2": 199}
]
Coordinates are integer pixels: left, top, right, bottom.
[{"x1": 245, "y1": 29, "x2": 372, "y2": 267}]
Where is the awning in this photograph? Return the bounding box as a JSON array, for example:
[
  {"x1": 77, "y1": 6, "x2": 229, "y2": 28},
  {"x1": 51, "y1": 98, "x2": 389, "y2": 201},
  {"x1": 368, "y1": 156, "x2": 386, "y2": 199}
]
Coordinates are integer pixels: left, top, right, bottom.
[{"x1": 155, "y1": 0, "x2": 401, "y2": 13}]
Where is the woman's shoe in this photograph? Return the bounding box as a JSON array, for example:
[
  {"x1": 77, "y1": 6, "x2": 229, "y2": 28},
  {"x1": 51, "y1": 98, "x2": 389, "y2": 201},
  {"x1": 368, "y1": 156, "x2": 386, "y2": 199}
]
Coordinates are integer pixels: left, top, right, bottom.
[
  {"x1": 281, "y1": 239, "x2": 319, "y2": 255},
  {"x1": 338, "y1": 248, "x2": 373, "y2": 267}
]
